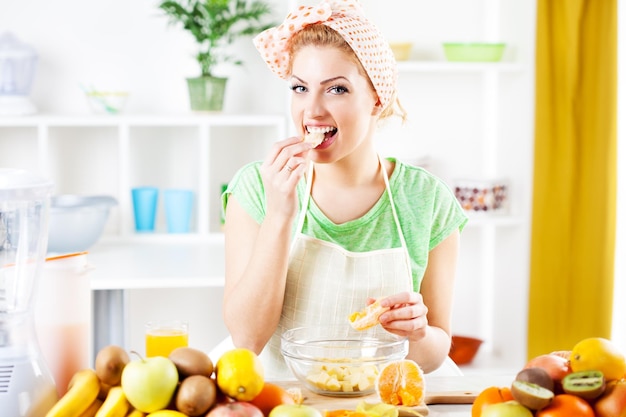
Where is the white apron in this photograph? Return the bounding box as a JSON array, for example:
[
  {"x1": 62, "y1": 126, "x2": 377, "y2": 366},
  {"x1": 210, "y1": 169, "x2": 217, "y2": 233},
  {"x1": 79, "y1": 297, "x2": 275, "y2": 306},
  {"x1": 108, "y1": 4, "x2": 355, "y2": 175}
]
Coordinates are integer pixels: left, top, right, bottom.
[{"x1": 259, "y1": 157, "x2": 413, "y2": 380}]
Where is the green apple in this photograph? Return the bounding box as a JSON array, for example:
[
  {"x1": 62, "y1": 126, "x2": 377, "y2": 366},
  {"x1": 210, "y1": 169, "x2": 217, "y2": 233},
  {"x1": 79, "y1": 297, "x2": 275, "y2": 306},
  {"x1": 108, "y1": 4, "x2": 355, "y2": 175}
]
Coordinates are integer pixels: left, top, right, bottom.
[
  {"x1": 482, "y1": 400, "x2": 533, "y2": 417},
  {"x1": 269, "y1": 404, "x2": 322, "y2": 417},
  {"x1": 121, "y1": 354, "x2": 179, "y2": 413}
]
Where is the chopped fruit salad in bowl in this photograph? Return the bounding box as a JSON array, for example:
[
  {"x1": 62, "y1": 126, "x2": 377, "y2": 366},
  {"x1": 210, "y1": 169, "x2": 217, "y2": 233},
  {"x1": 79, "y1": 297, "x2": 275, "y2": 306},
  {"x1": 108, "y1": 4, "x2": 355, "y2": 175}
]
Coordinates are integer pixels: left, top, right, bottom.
[{"x1": 280, "y1": 325, "x2": 408, "y2": 397}]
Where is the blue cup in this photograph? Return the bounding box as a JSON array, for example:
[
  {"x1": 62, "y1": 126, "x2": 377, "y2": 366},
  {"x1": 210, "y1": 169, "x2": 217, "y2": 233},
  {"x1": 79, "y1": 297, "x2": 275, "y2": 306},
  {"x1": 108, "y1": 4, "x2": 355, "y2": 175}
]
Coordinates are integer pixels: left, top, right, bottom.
[
  {"x1": 164, "y1": 189, "x2": 194, "y2": 233},
  {"x1": 132, "y1": 187, "x2": 159, "y2": 232}
]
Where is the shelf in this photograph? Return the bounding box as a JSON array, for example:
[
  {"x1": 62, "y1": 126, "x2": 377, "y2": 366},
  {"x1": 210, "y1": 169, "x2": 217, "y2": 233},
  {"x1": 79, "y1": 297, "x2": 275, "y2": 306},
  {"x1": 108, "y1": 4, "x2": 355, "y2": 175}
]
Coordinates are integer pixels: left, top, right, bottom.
[
  {"x1": 0, "y1": 113, "x2": 286, "y2": 127},
  {"x1": 0, "y1": 113, "x2": 287, "y2": 236},
  {"x1": 397, "y1": 61, "x2": 525, "y2": 73},
  {"x1": 463, "y1": 213, "x2": 525, "y2": 227}
]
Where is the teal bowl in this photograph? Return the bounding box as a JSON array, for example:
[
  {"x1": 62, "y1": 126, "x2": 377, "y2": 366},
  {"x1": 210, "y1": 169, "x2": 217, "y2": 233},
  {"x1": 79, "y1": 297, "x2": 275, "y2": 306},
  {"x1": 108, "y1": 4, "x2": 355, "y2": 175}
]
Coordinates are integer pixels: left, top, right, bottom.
[{"x1": 443, "y1": 43, "x2": 506, "y2": 62}]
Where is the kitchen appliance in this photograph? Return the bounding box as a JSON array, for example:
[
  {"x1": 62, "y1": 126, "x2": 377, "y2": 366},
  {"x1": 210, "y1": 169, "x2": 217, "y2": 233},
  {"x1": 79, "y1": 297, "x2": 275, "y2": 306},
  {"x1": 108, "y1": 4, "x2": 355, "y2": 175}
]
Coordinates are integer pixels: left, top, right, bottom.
[
  {"x1": 0, "y1": 32, "x2": 38, "y2": 116},
  {"x1": 0, "y1": 169, "x2": 58, "y2": 416}
]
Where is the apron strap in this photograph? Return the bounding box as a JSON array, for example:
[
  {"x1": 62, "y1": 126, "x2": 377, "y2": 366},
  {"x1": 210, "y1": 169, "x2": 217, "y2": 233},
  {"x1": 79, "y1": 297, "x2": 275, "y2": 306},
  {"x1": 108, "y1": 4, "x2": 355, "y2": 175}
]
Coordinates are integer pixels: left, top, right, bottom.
[{"x1": 292, "y1": 156, "x2": 410, "y2": 256}]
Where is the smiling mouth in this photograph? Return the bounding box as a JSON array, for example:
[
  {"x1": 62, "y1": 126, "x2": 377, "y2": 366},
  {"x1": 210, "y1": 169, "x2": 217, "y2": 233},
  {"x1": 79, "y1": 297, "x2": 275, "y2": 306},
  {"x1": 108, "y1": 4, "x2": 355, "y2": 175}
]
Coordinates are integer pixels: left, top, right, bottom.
[{"x1": 306, "y1": 126, "x2": 337, "y2": 146}]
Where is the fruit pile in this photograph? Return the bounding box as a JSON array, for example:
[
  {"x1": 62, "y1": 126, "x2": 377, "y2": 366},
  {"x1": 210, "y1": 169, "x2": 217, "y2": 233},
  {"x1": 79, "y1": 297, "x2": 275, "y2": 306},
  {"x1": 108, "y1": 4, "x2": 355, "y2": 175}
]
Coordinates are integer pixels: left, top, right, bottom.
[
  {"x1": 472, "y1": 337, "x2": 626, "y2": 417},
  {"x1": 44, "y1": 345, "x2": 313, "y2": 417}
]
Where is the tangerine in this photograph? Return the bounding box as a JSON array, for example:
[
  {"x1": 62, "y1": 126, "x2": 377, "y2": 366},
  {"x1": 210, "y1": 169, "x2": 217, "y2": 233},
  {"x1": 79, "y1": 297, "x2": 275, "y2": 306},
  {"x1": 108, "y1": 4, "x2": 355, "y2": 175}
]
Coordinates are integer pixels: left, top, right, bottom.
[
  {"x1": 535, "y1": 394, "x2": 594, "y2": 417},
  {"x1": 375, "y1": 360, "x2": 424, "y2": 407},
  {"x1": 249, "y1": 382, "x2": 296, "y2": 416},
  {"x1": 471, "y1": 386, "x2": 514, "y2": 417}
]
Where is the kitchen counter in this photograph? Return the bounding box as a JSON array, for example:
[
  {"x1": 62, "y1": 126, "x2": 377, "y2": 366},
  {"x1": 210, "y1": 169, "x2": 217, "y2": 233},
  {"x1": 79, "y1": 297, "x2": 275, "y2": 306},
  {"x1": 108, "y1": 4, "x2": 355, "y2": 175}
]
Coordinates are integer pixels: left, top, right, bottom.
[
  {"x1": 274, "y1": 375, "x2": 515, "y2": 417},
  {"x1": 87, "y1": 237, "x2": 225, "y2": 354},
  {"x1": 89, "y1": 236, "x2": 225, "y2": 290}
]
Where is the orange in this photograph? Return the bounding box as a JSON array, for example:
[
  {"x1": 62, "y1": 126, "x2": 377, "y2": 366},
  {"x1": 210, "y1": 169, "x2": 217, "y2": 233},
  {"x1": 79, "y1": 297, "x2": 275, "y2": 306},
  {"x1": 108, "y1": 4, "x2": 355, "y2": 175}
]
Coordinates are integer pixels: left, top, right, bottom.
[
  {"x1": 535, "y1": 394, "x2": 594, "y2": 417},
  {"x1": 375, "y1": 360, "x2": 424, "y2": 407},
  {"x1": 249, "y1": 382, "x2": 296, "y2": 416},
  {"x1": 471, "y1": 386, "x2": 514, "y2": 417}
]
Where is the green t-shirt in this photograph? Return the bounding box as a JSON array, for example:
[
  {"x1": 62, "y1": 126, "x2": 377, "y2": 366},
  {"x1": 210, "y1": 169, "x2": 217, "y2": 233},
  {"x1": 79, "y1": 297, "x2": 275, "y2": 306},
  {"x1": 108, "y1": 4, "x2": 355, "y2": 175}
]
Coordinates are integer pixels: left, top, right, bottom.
[{"x1": 222, "y1": 158, "x2": 468, "y2": 291}]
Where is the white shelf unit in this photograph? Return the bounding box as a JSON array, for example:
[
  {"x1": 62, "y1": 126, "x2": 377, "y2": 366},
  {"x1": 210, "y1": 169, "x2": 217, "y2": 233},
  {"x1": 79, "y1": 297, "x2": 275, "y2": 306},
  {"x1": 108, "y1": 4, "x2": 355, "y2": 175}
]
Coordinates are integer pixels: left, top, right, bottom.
[
  {"x1": 0, "y1": 113, "x2": 287, "y2": 238},
  {"x1": 385, "y1": 57, "x2": 533, "y2": 371}
]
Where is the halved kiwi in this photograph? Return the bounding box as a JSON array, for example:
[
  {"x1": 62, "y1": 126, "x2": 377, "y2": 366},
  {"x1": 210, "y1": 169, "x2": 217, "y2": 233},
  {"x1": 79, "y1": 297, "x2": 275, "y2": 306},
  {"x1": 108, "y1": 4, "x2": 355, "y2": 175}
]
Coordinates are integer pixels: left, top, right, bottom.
[
  {"x1": 515, "y1": 367, "x2": 554, "y2": 393},
  {"x1": 511, "y1": 380, "x2": 554, "y2": 410},
  {"x1": 562, "y1": 370, "x2": 606, "y2": 400}
]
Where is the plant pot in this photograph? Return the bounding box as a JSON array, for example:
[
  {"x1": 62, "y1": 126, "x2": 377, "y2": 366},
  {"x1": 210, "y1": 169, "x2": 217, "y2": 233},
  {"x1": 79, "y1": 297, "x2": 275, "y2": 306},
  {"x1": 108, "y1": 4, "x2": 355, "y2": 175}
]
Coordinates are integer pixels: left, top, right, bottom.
[{"x1": 186, "y1": 76, "x2": 227, "y2": 112}]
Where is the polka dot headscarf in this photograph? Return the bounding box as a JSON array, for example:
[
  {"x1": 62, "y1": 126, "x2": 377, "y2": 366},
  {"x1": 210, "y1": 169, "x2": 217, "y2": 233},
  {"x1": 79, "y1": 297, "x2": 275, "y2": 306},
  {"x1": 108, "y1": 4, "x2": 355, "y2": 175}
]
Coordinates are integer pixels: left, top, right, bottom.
[{"x1": 253, "y1": 0, "x2": 398, "y2": 109}]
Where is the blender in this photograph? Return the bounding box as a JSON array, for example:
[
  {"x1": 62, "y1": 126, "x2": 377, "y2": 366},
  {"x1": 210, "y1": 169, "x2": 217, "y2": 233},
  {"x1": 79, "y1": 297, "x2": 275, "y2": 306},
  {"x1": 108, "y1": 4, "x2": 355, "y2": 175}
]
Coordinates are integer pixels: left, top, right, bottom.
[
  {"x1": 0, "y1": 169, "x2": 58, "y2": 416},
  {"x1": 0, "y1": 32, "x2": 38, "y2": 116}
]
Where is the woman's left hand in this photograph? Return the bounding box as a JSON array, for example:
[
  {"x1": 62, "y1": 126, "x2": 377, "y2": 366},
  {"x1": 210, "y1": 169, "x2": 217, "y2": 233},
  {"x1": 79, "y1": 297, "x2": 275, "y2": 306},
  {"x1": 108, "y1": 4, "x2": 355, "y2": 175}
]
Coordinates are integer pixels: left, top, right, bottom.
[{"x1": 376, "y1": 292, "x2": 429, "y2": 341}]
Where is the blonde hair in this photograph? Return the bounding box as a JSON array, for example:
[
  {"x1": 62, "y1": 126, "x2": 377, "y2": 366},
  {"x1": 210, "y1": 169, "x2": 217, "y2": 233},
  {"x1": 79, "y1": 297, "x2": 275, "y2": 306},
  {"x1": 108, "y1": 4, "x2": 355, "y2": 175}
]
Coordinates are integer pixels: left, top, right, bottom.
[{"x1": 287, "y1": 24, "x2": 407, "y2": 123}]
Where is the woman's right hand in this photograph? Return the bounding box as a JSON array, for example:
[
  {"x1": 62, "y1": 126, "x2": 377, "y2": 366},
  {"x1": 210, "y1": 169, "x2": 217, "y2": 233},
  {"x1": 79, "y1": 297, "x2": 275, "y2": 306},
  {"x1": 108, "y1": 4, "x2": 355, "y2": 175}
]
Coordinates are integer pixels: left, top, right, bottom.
[{"x1": 259, "y1": 136, "x2": 313, "y2": 220}]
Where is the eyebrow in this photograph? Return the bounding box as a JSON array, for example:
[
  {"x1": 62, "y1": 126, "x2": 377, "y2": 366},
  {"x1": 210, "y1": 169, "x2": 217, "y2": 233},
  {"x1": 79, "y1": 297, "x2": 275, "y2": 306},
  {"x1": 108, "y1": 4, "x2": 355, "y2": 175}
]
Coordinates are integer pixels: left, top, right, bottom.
[{"x1": 291, "y1": 75, "x2": 351, "y2": 85}]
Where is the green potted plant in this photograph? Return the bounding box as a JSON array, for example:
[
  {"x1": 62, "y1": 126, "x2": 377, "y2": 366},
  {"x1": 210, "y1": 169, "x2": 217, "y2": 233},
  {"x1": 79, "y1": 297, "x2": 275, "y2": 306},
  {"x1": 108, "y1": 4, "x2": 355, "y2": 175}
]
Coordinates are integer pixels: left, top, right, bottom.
[{"x1": 159, "y1": 0, "x2": 275, "y2": 112}]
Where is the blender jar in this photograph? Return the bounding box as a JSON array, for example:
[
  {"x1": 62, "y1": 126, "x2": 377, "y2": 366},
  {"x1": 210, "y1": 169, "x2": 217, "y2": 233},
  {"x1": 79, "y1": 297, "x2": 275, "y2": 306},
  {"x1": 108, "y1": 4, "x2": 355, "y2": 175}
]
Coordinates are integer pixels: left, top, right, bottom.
[{"x1": 0, "y1": 168, "x2": 58, "y2": 416}]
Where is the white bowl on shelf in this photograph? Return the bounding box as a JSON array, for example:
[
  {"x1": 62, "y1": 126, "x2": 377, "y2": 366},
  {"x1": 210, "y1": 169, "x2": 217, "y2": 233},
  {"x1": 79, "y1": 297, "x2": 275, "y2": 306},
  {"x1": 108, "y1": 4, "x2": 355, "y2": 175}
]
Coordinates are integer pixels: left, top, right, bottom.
[{"x1": 48, "y1": 195, "x2": 117, "y2": 253}]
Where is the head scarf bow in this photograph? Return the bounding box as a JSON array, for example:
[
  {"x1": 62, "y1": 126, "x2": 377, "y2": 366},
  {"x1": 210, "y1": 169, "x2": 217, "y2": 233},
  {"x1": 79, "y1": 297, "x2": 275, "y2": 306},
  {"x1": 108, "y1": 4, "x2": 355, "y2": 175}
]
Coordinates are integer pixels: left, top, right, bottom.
[{"x1": 253, "y1": 0, "x2": 397, "y2": 109}]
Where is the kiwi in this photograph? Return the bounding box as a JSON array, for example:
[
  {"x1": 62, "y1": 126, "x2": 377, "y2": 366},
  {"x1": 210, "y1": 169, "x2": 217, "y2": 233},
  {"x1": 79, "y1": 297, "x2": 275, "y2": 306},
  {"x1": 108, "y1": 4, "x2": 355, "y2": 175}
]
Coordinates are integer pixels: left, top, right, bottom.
[
  {"x1": 562, "y1": 370, "x2": 606, "y2": 400},
  {"x1": 175, "y1": 375, "x2": 217, "y2": 416},
  {"x1": 515, "y1": 367, "x2": 555, "y2": 393},
  {"x1": 95, "y1": 345, "x2": 130, "y2": 386},
  {"x1": 169, "y1": 346, "x2": 214, "y2": 379},
  {"x1": 511, "y1": 380, "x2": 554, "y2": 410}
]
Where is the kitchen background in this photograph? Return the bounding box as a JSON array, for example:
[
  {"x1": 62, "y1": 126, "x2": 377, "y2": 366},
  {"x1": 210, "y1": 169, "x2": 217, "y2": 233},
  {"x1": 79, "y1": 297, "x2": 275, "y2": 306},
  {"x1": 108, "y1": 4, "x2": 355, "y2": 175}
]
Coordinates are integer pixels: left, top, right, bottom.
[{"x1": 1, "y1": 0, "x2": 623, "y2": 374}]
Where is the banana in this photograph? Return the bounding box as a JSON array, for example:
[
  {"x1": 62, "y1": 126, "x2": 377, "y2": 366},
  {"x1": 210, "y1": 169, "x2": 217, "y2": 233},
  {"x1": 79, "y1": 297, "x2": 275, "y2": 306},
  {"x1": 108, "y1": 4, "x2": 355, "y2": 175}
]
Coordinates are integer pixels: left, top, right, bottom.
[
  {"x1": 145, "y1": 411, "x2": 188, "y2": 417},
  {"x1": 95, "y1": 386, "x2": 130, "y2": 417},
  {"x1": 126, "y1": 409, "x2": 146, "y2": 417},
  {"x1": 79, "y1": 399, "x2": 103, "y2": 417},
  {"x1": 45, "y1": 369, "x2": 101, "y2": 417}
]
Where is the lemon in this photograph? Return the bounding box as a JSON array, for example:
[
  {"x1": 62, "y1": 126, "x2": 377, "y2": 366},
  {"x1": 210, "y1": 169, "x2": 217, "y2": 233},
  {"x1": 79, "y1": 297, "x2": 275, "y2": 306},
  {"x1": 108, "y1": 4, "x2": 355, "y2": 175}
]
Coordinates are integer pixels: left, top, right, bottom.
[
  {"x1": 570, "y1": 337, "x2": 626, "y2": 381},
  {"x1": 216, "y1": 348, "x2": 264, "y2": 401}
]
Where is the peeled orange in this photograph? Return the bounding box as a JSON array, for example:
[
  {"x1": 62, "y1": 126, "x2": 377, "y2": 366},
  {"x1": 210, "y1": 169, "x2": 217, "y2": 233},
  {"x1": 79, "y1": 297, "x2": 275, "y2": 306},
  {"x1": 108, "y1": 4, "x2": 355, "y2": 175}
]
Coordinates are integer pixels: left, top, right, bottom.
[
  {"x1": 570, "y1": 337, "x2": 626, "y2": 381},
  {"x1": 375, "y1": 359, "x2": 425, "y2": 407},
  {"x1": 216, "y1": 348, "x2": 265, "y2": 401}
]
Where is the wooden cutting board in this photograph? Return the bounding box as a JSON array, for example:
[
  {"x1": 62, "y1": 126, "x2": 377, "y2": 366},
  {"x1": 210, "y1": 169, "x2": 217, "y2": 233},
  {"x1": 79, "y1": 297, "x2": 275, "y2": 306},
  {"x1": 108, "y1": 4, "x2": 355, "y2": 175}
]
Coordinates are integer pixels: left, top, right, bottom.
[{"x1": 276, "y1": 380, "x2": 480, "y2": 416}]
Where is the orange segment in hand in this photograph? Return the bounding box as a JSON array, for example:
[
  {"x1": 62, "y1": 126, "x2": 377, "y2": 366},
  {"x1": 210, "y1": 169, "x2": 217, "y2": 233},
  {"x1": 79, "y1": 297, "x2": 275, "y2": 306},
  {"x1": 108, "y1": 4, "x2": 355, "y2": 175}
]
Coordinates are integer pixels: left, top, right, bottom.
[{"x1": 349, "y1": 299, "x2": 390, "y2": 331}]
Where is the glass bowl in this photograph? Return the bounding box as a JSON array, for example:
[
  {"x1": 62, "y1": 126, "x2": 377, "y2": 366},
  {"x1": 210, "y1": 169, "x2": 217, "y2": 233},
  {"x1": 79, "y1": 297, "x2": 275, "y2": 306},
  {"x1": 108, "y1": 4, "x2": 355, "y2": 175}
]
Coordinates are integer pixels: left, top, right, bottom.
[
  {"x1": 85, "y1": 91, "x2": 129, "y2": 114},
  {"x1": 281, "y1": 326, "x2": 408, "y2": 397}
]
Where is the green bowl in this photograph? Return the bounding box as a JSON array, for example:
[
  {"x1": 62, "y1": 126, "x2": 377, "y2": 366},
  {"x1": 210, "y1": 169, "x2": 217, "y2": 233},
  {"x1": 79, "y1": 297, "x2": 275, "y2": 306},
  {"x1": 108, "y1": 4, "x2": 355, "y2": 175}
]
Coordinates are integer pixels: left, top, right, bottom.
[{"x1": 443, "y1": 43, "x2": 506, "y2": 62}]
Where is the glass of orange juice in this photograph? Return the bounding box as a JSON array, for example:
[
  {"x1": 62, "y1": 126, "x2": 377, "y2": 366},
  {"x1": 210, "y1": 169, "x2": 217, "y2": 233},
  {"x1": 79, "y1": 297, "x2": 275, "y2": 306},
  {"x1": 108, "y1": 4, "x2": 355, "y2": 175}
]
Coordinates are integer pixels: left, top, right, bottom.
[{"x1": 145, "y1": 320, "x2": 189, "y2": 357}]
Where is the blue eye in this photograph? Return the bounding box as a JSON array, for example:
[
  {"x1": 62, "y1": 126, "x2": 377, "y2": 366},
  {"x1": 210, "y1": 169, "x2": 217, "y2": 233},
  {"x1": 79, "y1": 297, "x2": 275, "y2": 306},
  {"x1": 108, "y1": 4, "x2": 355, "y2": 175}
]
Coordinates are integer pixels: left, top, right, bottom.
[
  {"x1": 290, "y1": 84, "x2": 306, "y2": 93},
  {"x1": 329, "y1": 85, "x2": 348, "y2": 94}
]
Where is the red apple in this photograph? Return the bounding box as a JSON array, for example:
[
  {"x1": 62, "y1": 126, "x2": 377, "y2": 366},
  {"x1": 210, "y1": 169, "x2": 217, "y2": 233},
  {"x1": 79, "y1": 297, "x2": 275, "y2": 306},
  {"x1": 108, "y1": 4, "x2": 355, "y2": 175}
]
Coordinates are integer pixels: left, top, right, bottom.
[
  {"x1": 595, "y1": 379, "x2": 626, "y2": 417},
  {"x1": 207, "y1": 402, "x2": 264, "y2": 417},
  {"x1": 524, "y1": 354, "x2": 572, "y2": 392}
]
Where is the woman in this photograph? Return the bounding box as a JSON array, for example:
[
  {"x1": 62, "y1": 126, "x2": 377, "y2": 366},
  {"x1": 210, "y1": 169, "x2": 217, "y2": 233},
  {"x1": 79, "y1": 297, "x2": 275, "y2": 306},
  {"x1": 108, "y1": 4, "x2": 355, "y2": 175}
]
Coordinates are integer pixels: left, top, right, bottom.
[{"x1": 221, "y1": 0, "x2": 467, "y2": 379}]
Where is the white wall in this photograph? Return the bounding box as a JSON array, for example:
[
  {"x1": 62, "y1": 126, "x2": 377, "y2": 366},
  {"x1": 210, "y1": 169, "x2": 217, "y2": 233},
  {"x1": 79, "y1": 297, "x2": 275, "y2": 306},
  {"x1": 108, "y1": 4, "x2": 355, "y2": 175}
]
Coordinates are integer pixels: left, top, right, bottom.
[
  {"x1": 0, "y1": 0, "x2": 288, "y2": 115},
  {"x1": 2, "y1": 0, "x2": 537, "y2": 368}
]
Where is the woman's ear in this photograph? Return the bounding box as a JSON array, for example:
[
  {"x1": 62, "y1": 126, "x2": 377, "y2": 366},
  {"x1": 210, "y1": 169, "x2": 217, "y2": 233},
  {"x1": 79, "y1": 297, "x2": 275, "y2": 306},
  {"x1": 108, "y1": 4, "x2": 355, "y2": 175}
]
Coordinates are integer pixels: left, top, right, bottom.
[{"x1": 371, "y1": 101, "x2": 384, "y2": 116}]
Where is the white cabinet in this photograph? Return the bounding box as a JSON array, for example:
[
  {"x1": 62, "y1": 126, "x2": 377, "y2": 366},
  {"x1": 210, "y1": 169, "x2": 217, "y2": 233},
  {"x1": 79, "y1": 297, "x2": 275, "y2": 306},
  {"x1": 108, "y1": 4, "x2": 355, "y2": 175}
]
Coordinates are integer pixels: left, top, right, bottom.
[{"x1": 0, "y1": 114, "x2": 286, "y2": 237}]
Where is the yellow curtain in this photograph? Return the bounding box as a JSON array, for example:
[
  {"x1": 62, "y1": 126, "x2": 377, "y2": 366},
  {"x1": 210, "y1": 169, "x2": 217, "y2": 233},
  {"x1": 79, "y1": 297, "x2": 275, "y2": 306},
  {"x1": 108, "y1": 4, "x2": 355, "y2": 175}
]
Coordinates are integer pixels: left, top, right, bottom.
[{"x1": 528, "y1": 0, "x2": 617, "y2": 359}]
